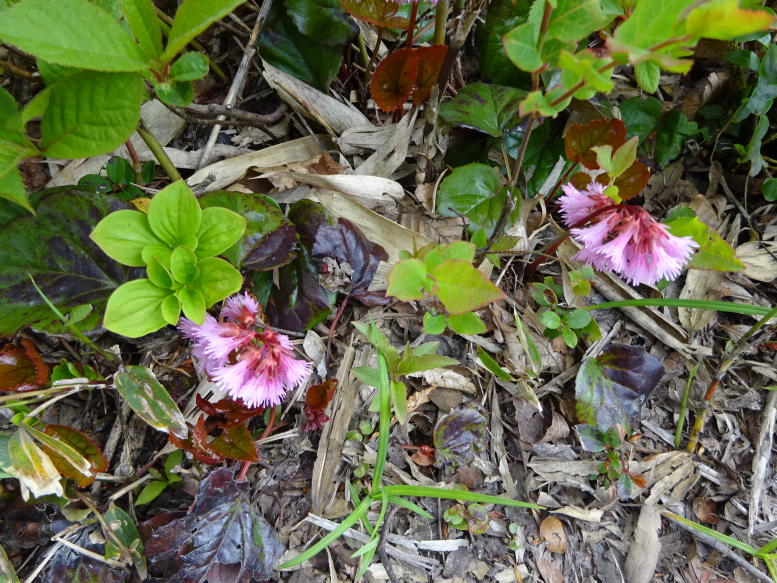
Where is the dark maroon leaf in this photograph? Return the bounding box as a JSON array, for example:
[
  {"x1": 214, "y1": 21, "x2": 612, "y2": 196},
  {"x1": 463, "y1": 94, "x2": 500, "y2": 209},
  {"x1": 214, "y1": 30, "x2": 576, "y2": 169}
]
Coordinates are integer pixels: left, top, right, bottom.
[
  {"x1": 575, "y1": 343, "x2": 664, "y2": 433},
  {"x1": 266, "y1": 248, "x2": 333, "y2": 331},
  {"x1": 311, "y1": 218, "x2": 389, "y2": 306},
  {"x1": 143, "y1": 468, "x2": 284, "y2": 583},
  {"x1": 41, "y1": 525, "x2": 130, "y2": 583},
  {"x1": 199, "y1": 191, "x2": 297, "y2": 270},
  {"x1": 433, "y1": 407, "x2": 487, "y2": 468},
  {"x1": 288, "y1": 199, "x2": 330, "y2": 250},
  {"x1": 0, "y1": 189, "x2": 132, "y2": 336}
]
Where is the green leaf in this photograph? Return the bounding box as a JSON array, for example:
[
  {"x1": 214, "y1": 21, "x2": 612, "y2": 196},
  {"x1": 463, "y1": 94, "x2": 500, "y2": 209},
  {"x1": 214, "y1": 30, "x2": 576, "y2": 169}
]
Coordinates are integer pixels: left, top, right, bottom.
[
  {"x1": 90, "y1": 209, "x2": 165, "y2": 267},
  {"x1": 762, "y1": 178, "x2": 777, "y2": 201},
  {"x1": 103, "y1": 503, "x2": 146, "y2": 575},
  {"x1": 168, "y1": 52, "x2": 209, "y2": 81},
  {"x1": 352, "y1": 366, "x2": 381, "y2": 388},
  {"x1": 448, "y1": 312, "x2": 486, "y2": 335},
  {"x1": 518, "y1": 89, "x2": 569, "y2": 117},
  {"x1": 0, "y1": 167, "x2": 32, "y2": 214},
  {"x1": 422, "y1": 312, "x2": 447, "y2": 334},
  {"x1": 120, "y1": 0, "x2": 163, "y2": 61},
  {"x1": 476, "y1": 345, "x2": 512, "y2": 380},
  {"x1": 161, "y1": 294, "x2": 181, "y2": 326},
  {"x1": 114, "y1": 365, "x2": 188, "y2": 438},
  {"x1": 162, "y1": 0, "x2": 246, "y2": 64},
  {"x1": 285, "y1": 0, "x2": 354, "y2": 47},
  {"x1": 430, "y1": 260, "x2": 504, "y2": 314},
  {"x1": 258, "y1": 3, "x2": 346, "y2": 91},
  {"x1": 146, "y1": 258, "x2": 173, "y2": 288},
  {"x1": 386, "y1": 258, "x2": 430, "y2": 301},
  {"x1": 25, "y1": 424, "x2": 92, "y2": 483},
  {"x1": 154, "y1": 80, "x2": 194, "y2": 107},
  {"x1": 610, "y1": 137, "x2": 639, "y2": 180},
  {"x1": 502, "y1": 0, "x2": 544, "y2": 73},
  {"x1": 106, "y1": 156, "x2": 135, "y2": 186},
  {"x1": 195, "y1": 206, "x2": 246, "y2": 259},
  {"x1": 7, "y1": 428, "x2": 63, "y2": 500},
  {"x1": 654, "y1": 109, "x2": 698, "y2": 167},
  {"x1": 620, "y1": 96, "x2": 662, "y2": 139},
  {"x1": 634, "y1": 61, "x2": 660, "y2": 93},
  {"x1": 35, "y1": 60, "x2": 79, "y2": 85},
  {"x1": 391, "y1": 380, "x2": 407, "y2": 424},
  {"x1": 0, "y1": 0, "x2": 148, "y2": 71},
  {"x1": 539, "y1": 310, "x2": 562, "y2": 329},
  {"x1": 135, "y1": 479, "x2": 168, "y2": 504},
  {"x1": 545, "y1": 0, "x2": 612, "y2": 42},
  {"x1": 169, "y1": 246, "x2": 199, "y2": 284},
  {"x1": 103, "y1": 279, "x2": 171, "y2": 337},
  {"x1": 41, "y1": 71, "x2": 145, "y2": 157},
  {"x1": 558, "y1": 50, "x2": 614, "y2": 95},
  {"x1": 395, "y1": 351, "x2": 457, "y2": 377},
  {"x1": 664, "y1": 214, "x2": 744, "y2": 271},
  {"x1": 474, "y1": 0, "x2": 533, "y2": 87},
  {"x1": 0, "y1": 542, "x2": 20, "y2": 583},
  {"x1": 422, "y1": 241, "x2": 476, "y2": 270},
  {"x1": 436, "y1": 163, "x2": 507, "y2": 236},
  {"x1": 739, "y1": 114, "x2": 769, "y2": 176},
  {"x1": 177, "y1": 286, "x2": 206, "y2": 323},
  {"x1": 194, "y1": 256, "x2": 243, "y2": 306},
  {"x1": 686, "y1": 0, "x2": 775, "y2": 40},
  {"x1": 566, "y1": 309, "x2": 592, "y2": 329},
  {"x1": 514, "y1": 312, "x2": 542, "y2": 377},
  {"x1": 147, "y1": 180, "x2": 202, "y2": 247},
  {"x1": 438, "y1": 83, "x2": 526, "y2": 137}
]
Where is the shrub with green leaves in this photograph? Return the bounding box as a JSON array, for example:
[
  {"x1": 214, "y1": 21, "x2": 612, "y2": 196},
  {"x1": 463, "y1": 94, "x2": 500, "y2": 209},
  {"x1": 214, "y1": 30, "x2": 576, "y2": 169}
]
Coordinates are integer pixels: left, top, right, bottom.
[{"x1": 90, "y1": 181, "x2": 246, "y2": 337}]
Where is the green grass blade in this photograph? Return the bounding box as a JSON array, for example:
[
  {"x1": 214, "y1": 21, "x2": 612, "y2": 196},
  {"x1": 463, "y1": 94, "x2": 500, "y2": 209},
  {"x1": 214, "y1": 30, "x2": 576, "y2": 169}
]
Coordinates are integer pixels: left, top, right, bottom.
[
  {"x1": 674, "y1": 363, "x2": 698, "y2": 448},
  {"x1": 586, "y1": 298, "x2": 772, "y2": 317},
  {"x1": 663, "y1": 512, "x2": 758, "y2": 555},
  {"x1": 379, "y1": 485, "x2": 543, "y2": 509},
  {"x1": 348, "y1": 481, "x2": 375, "y2": 537},
  {"x1": 276, "y1": 496, "x2": 372, "y2": 569},
  {"x1": 372, "y1": 354, "x2": 390, "y2": 491},
  {"x1": 386, "y1": 495, "x2": 434, "y2": 519}
]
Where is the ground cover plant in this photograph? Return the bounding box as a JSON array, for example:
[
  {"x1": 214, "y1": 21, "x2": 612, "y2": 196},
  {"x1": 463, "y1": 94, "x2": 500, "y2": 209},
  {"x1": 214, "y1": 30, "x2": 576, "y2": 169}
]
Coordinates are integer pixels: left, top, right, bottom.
[{"x1": 0, "y1": 0, "x2": 777, "y2": 581}]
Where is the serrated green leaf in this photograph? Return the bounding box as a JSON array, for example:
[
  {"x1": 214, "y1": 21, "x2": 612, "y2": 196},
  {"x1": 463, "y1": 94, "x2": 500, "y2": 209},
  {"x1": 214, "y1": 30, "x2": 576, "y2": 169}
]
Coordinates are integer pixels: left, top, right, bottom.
[
  {"x1": 610, "y1": 0, "x2": 695, "y2": 65},
  {"x1": 448, "y1": 312, "x2": 486, "y2": 335},
  {"x1": 120, "y1": 0, "x2": 162, "y2": 61},
  {"x1": 114, "y1": 365, "x2": 188, "y2": 438},
  {"x1": 438, "y1": 83, "x2": 526, "y2": 137},
  {"x1": 41, "y1": 71, "x2": 145, "y2": 157},
  {"x1": 195, "y1": 206, "x2": 246, "y2": 259},
  {"x1": 0, "y1": 167, "x2": 32, "y2": 214},
  {"x1": 502, "y1": 0, "x2": 544, "y2": 73},
  {"x1": 194, "y1": 256, "x2": 243, "y2": 306},
  {"x1": 103, "y1": 279, "x2": 171, "y2": 337},
  {"x1": 386, "y1": 258, "x2": 430, "y2": 301},
  {"x1": 430, "y1": 260, "x2": 504, "y2": 314},
  {"x1": 620, "y1": 96, "x2": 662, "y2": 139},
  {"x1": 162, "y1": 0, "x2": 246, "y2": 63},
  {"x1": 90, "y1": 209, "x2": 165, "y2": 267},
  {"x1": 422, "y1": 241, "x2": 476, "y2": 270},
  {"x1": 0, "y1": 0, "x2": 148, "y2": 71},
  {"x1": 147, "y1": 180, "x2": 202, "y2": 247},
  {"x1": 545, "y1": 0, "x2": 612, "y2": 42}
]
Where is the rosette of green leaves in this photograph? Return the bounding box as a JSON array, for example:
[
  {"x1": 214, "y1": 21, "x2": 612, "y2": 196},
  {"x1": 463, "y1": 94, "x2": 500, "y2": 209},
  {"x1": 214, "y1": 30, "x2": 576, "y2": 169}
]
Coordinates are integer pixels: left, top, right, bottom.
[{"x1": 90, "y1": 181, "x2": 246, "y2": 337}]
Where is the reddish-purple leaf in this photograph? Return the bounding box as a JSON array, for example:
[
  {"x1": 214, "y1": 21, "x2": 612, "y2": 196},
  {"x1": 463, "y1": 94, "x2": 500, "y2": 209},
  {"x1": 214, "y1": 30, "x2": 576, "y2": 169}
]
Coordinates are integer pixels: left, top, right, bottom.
[
  {"x1": 207, "y1": 423, "x2": 258, "y2": 462},
  {"x1": 433, "y1": 407, "x2": 487, "y2": 468},
  {"x1": 564, "y1": 119, "x2": 627, "y2": 169},
  {"x1": 143, "y1": 468, "x2": 284, "y2": 583},
  {"x1": 0, "y1": 339, "x2": 49, "y2": 392},
  {"x1": 40, "y1": 525, "x2": 129, "y2": 583},
  {"x1": 371, "y1": 48, "x2": 419, "y2": 112},
  {"x1": 266, "y1": 249, "x2": 333, "y2": 331},
  {"x1": 575, "y1": 343, "x2": 664, "y2": 433},
  {"x1": 303, "y1": 379, "x2": 337, "y2": 431},
  {"x1": 339, "y1": 0, "x2": 409, "y2": 28},
  {"x1": 413, "y1": 45, "x2": 448, "y2": 105}
]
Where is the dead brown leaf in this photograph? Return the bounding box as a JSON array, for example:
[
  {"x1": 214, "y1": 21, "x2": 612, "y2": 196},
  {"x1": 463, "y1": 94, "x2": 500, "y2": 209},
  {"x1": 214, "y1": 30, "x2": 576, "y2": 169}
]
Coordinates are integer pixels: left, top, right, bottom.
[{"x1": 539, "y1": 516, "x2": 567, "y2": 554}]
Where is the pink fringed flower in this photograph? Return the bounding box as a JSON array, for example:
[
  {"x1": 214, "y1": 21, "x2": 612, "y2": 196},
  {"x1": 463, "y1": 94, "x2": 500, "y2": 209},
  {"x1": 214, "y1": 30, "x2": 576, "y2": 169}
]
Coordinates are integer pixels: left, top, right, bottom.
[
  {"x1": 180, "y1": 294, "x2": 311, "y2": 408},
  {"x1": 558, "y1": 182, "x2": 698, "y2": 286}
]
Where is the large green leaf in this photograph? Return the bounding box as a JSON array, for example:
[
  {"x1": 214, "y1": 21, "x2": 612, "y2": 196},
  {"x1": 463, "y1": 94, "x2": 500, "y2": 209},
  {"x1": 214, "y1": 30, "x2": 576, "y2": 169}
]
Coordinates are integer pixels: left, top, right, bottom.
[
  {"x1": 41, "y1": 71, "x2": 145, "y2": 157},
  {"x1": 90, "y1": 210, "x2": 165, "y2": 267},
  {"x1": 258, "y1": 1, "x2": 347, "y2": 90},
  {"x1": 147, "y1": 180, "x2": 202, "y2": 248},
  {"x1": 0, "y1": 190, "x2": 131, "y2": 336},
  {"x1": 120, "y1": 0, "x2": 163, "y2": 61},
  {"x1": 439, "y1": 83, "x2": 526, "y2": 138},
  {"x1": 162, "y1": 0, "x2": 247, "y2": 63},
  {"x1": 430, "y1": 260, "x2": 504, "y2": 315},
  {"x1": 194, "y1": 257, "x2": 242, "y2": 306},
  {"x1": 436, "y1": 163, "x2": 509, "y2": 236},
  {"x1": 545, "y1": 0, "x2": 612, "y2": 42},
  {"x1": 114, "y1": 365, "x2": 188, "y2": 439},
  {"x1": 686, "y1": 0, "x2": 774, "y2": 41},
  {"x1": 664, "y1": 211, "x2": 744, "y2": 272},
  {"x1": 502, "y1": 0, "x2": 544, "y2": 73},
  {"x1": 199, "y1": 191, "x2": 295, "y2": 269},
  {"x1": 103, "y1": 279, "x2": 171, "y2": 337},
  {"x1": 474, "y1": 0, "x2": 532, "y2": 87},
  {"x1": 0, "y1": 0, "x2": 148, "y2": 71}
]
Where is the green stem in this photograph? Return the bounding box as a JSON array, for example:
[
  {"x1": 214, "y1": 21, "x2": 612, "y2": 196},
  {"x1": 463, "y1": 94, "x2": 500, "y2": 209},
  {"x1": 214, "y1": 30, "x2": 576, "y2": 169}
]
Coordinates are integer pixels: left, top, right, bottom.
[
  {"x1": 372, "y1": 354, "x2": 390, "y2": 491},
  {"x1": 674, "y1": 363, "x2": 697, "y2": 448},
  {"x1": 586, "y1": 298, "x2": 774, "y2": 317},
  {"x1": 433, "y1": 0, "x2": 449, "y2": 46},
  {"x1": 137, "y1": 125, "x2": 182, "y2": 182}
]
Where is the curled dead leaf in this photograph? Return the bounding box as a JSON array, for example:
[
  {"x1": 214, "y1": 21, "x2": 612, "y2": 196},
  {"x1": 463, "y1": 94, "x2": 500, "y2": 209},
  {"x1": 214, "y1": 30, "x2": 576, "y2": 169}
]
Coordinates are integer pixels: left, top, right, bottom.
[{"x1": 539, "y1": 516, "x2": 567, "y2": 554}]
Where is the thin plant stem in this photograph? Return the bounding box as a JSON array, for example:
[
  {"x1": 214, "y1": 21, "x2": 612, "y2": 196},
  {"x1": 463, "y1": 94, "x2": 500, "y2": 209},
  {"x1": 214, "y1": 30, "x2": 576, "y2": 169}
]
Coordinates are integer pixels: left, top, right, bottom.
[
  {"x1": 674, "y1": 363, "x2": 697, "y2": 449},
  {"x1": 356, "y1": 33, "x2": 370, "y2": 69},
  {"x1": 433, "y1": 0, "x2": 448, "y2": 46},
  {"x1": 137, "y1": 124, "x2": 182, "y2": 182},
  {"x1": 365, "y1": 28, "x2": 384, "y2": 87},
  {"x1": 406, "y1": 1, "x2": 418, "y2": 49}
]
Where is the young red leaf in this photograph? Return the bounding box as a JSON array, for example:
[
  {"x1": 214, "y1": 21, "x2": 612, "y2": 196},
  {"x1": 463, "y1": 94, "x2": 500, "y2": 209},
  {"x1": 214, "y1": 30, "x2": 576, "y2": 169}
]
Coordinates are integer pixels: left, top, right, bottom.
[
  {"x1": 339, "y1": 0, "x2": 409, "y2": 28},
  {"x1": 303, "y1": 379, "x2": 337, "y2": 431},
  {"x1": 43, "y1": 424, "x2": 108, "y2": 488},
  {"x1": 564, "y1": 119, "x2": 627, "y2": 169},
  {"x1": 0, "y1": 339, "x2": 49, "y2": 392},
  {"x1": 371, "y1": 48, "x2": 419, "y2": 112},
  {"x1": 413, "y1": 45, "x2": 448, "y2": 105},
  {"x1": 207, "y1": 424, "x2": 258, "y2": 462}
]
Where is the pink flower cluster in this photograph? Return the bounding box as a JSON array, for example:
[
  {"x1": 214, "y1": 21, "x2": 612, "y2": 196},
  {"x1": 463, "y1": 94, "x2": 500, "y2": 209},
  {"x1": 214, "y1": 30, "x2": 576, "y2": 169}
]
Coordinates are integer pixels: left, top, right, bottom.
[
  {"x1": 180, "y1": 293, "x2": 312, "y2": 408},
  {"x1": 558, "y1": 182, "x2": 698, "y2": 286}
]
